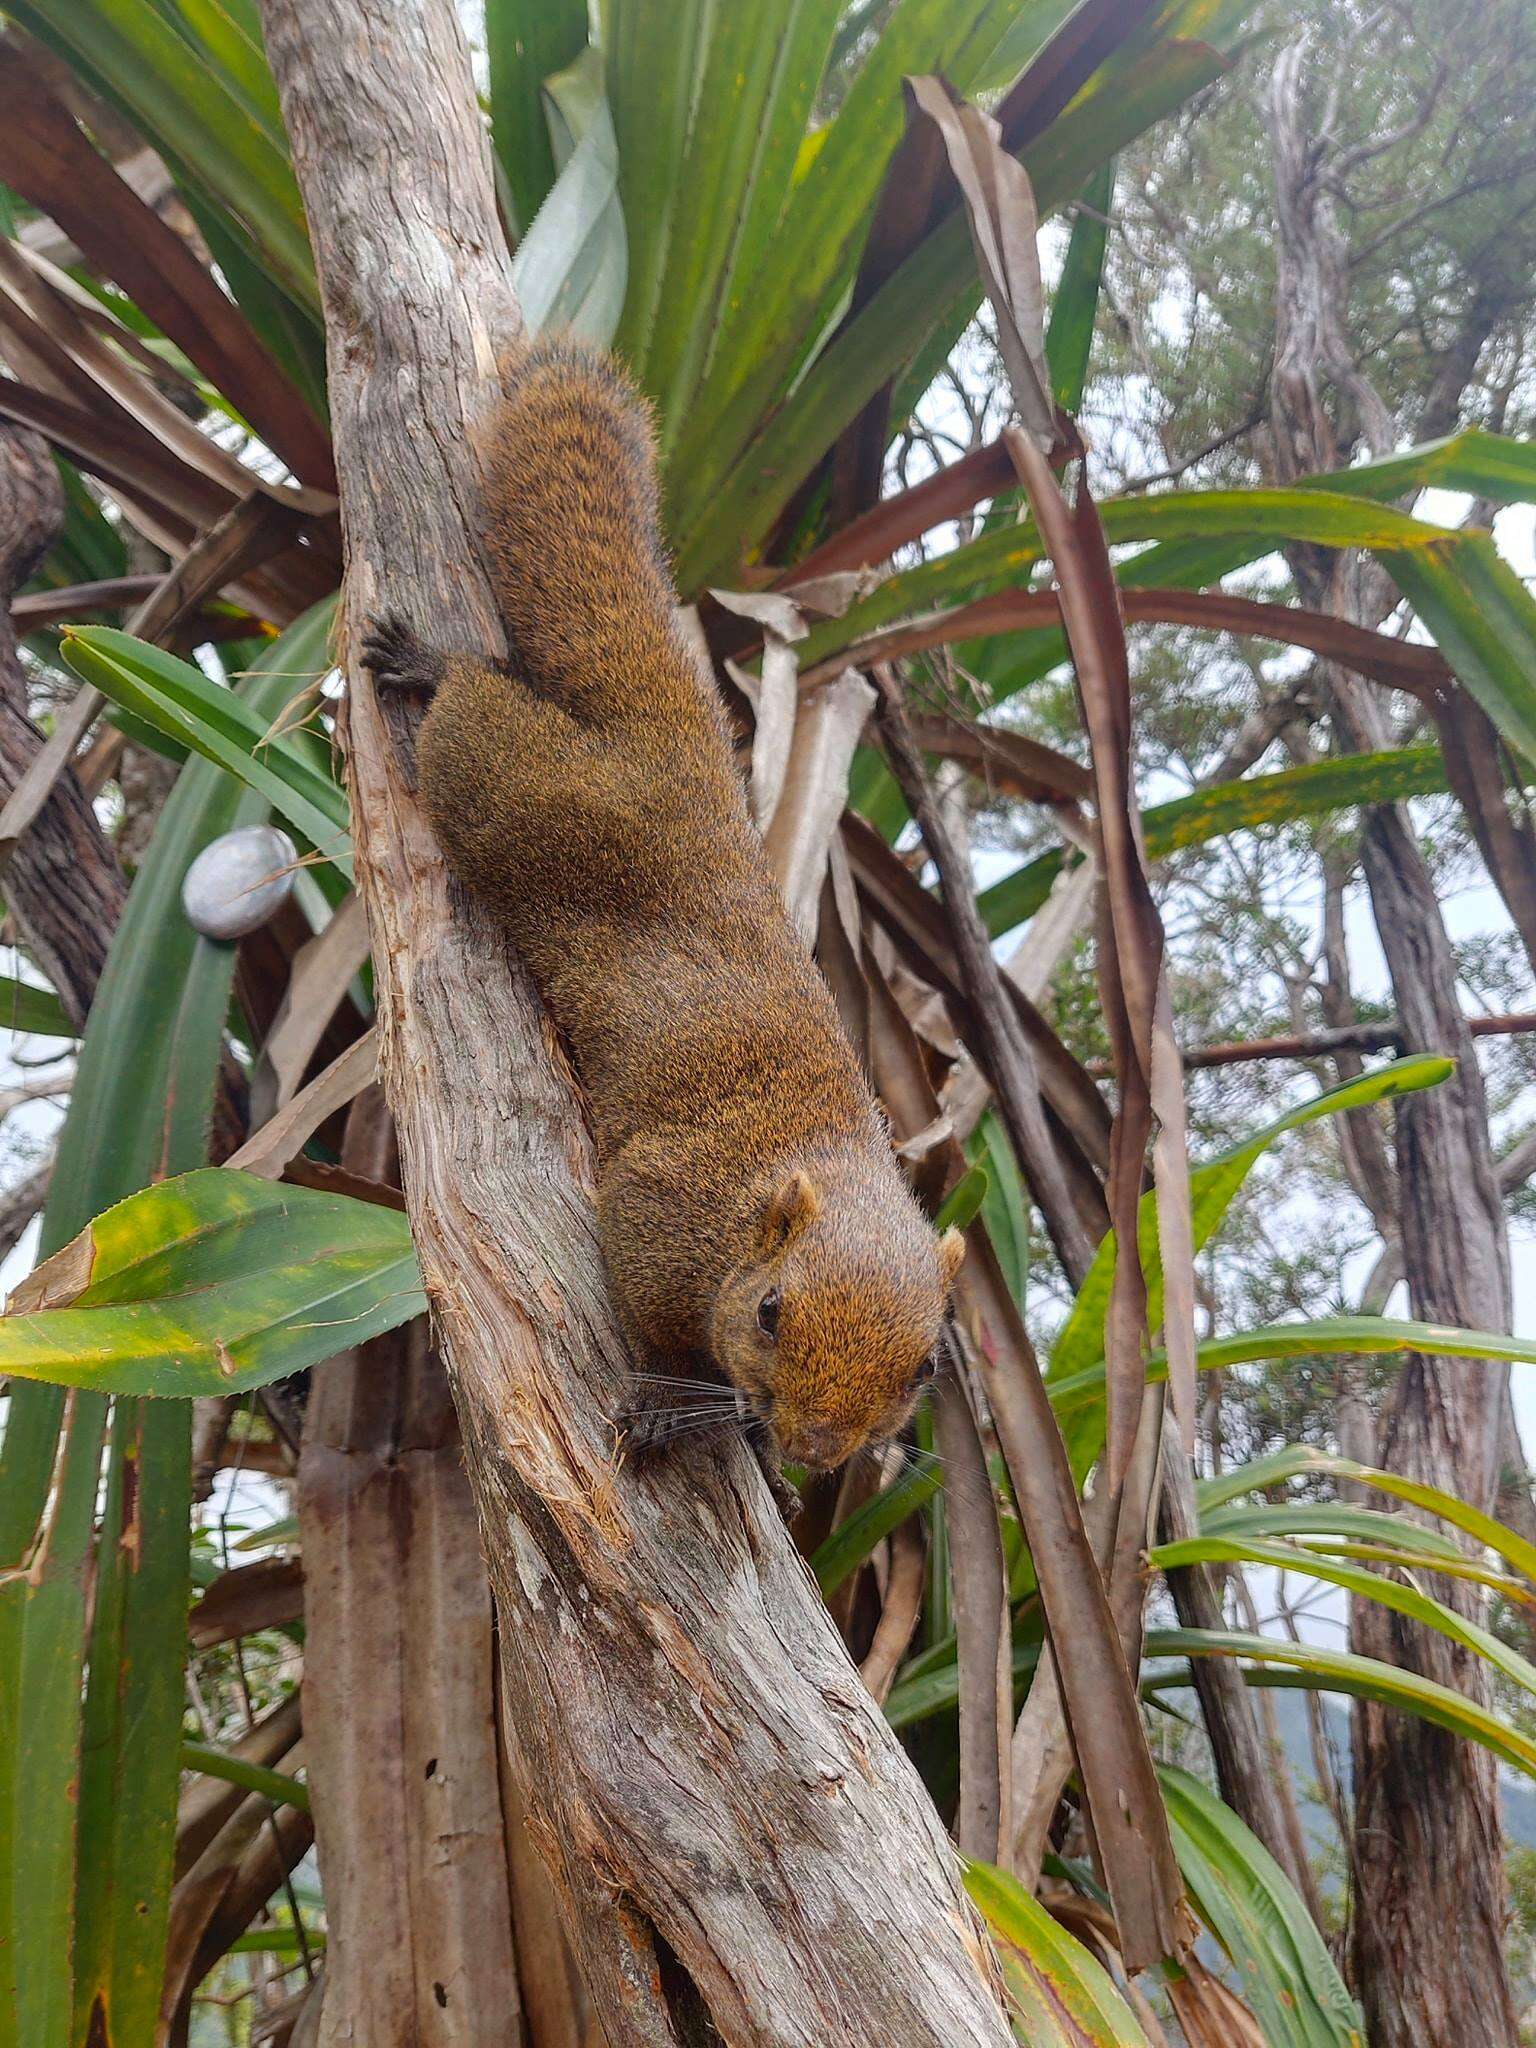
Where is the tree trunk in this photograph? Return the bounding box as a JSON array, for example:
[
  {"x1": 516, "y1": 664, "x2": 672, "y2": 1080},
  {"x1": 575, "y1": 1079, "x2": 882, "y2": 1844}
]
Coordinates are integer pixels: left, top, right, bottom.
[
  {"x1": 1341, "y1": 789, "x2": 1516, "y2": 2048},
  {"x1": 257, "y1": 3, "x2": 1011, "y2": 2042},
  {"x1": 1267, "y1": 37, "x2": 1518, "y2": 2045}
]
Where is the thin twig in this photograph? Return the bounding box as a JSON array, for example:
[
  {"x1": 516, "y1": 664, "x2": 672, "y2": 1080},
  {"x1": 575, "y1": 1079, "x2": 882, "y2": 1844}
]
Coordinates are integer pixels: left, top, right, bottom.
[
  {"x1": 872, "y1": 663, "x2": 1097, "y2": 1286},
  {"x1": 1101, "y1": 1008, "x2": 1536, "y2": 1072}
]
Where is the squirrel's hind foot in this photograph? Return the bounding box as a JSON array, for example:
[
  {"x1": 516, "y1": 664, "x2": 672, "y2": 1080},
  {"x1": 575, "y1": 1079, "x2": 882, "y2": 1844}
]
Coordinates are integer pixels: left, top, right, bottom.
[{"x1": 362, "y1": 613, "x2": 445, "y2": 696}]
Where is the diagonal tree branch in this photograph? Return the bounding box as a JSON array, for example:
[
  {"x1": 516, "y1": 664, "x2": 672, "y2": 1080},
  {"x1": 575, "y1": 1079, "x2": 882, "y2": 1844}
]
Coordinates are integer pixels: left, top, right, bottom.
[{"x1": 256, "y1": 2, "x2": 1012, "y2": 2040}]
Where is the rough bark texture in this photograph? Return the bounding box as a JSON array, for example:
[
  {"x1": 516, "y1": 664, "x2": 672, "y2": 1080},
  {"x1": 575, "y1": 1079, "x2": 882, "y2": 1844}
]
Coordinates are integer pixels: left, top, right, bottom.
[
  {"x1": 1268, "y1": 38, "x2": 1518, "y2": 2046},
  {"x1": 0, "y1": 424, "x2": 127, "y2": 1027},
  {"x1": 258, "y1": 3, "x2": 1010, "y2": 2042},
  {"x1": 297, "y1": 1090, "x2": 528, "y2": 2046}
]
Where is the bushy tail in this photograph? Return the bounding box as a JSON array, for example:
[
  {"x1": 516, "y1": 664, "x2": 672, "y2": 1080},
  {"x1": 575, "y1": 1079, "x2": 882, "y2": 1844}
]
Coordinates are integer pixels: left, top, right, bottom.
[{"x1": 478, "y1": 339, "x2": 677, "y2": 714}]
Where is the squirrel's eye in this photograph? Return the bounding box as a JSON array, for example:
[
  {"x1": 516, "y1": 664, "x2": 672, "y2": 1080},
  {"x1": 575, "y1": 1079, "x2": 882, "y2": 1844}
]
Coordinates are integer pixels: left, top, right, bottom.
[
  {"x1": 913, "y1": 1351, "x2": 941, "y2": 1387},
  {"x1": 757, "y1": 1289, "x2": 781, "y2": 1339}
]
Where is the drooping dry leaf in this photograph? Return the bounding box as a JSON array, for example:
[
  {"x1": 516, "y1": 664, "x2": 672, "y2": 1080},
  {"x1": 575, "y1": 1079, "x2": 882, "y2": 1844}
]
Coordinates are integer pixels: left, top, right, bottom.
[
  {"x1": 713, "y1": 584, "x2": 809, "y2": 830},
  {"x1": 761, "y1": 668, "x2": 877, "y2": 943},
  {"x1": 0, "y1": 37, "x2": 334, "y2": 487},
  {"x1": 915, "y1": 80, "x2": 1190, "y2": 1968},
  {"x1": 931, "y1": 1362, "x2": 1012, "y2": 1864},
  {"x1": 952, "y1": 1224, "x2": 1189, "y2": 1969},
  {"x1": 908, "y1": 75, "x2": 1057, "y2": 451}
]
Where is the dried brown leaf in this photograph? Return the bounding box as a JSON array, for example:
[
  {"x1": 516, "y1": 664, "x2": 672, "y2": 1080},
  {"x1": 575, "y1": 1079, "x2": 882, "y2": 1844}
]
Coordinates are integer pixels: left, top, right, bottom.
[
  {"x1": 0, "y1": 377, "x2": 229, "y2": 529},
  {"x1": 908, "y1": 76, "x2": 1057, "y2": 450},
  {"x1": 857, "y1": 930, "x2": 1181, "y2": 1961},
  {"x1": 761, "y1": 667, "x2": 876, "y2": 943},
  {"x1": 250, "y1": 890, "x2": 373, "y2": 1123},
  {"x1": 229, "y1": 1028, "x2": 379, "y2": 1180},
  {"x1": 932, "y1": 1361, "x2": 1011, "y2": 1864},
  {"x1": 953, "y1": 1227, "x2": 1188, "y2": 1966},
  {"x1": 858, "y1": 1513, "x2": 925, "y2": 1706},
  {"x1": 0, "y1": 34, "x2": 335, "y2": 488},
  {"x1": 1005, "y1": 427, "x2": 1196, "y2": 1474},
  {"x1": 801, "y1": 583, "x2": 1452, "y2": 697}
]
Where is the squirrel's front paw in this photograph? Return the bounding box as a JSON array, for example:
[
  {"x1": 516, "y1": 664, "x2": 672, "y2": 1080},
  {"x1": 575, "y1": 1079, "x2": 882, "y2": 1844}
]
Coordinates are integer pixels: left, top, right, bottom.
[
  {"x1": 616, "y1": 1400, "x2": 683, "y2": 1458},
  {"x1": 749, "y1": 1430, "x2": 804, "y2": 1523},
  {"x1": 362, "y1": 613, "x2": 444, "y2": 695}
]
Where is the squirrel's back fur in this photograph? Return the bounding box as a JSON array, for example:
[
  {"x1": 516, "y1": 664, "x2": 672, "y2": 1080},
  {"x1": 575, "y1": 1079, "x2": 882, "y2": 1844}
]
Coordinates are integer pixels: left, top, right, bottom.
[{"x1": 373, "y1": 340, "x2": 962, "y2": 1471}]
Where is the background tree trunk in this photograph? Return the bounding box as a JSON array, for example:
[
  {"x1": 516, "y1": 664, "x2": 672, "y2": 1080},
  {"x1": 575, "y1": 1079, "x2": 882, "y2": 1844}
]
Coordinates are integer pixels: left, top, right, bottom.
[
  {"x1": 257, "y1": 2, "x2": 1012, "y2": 2041},
  {"x1": 0, "y1": 424, "x2": 127, "y2": 1027},
  {"x1": 1267, "y1": 38, "x2": 1518, "y2": 2046}
]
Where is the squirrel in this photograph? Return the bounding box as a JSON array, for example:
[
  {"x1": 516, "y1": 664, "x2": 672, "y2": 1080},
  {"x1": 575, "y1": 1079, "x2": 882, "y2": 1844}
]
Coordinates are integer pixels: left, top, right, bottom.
[{"x1": 363, "y1": 339, "x2": 964, "y2": 1478}]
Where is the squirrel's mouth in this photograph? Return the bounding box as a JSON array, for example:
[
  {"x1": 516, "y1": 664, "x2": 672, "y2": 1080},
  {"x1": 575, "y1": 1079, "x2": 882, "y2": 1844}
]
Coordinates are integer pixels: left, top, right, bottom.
[{"x1": 771, "y1": 1417, "x2": 861, "y2": 1472}]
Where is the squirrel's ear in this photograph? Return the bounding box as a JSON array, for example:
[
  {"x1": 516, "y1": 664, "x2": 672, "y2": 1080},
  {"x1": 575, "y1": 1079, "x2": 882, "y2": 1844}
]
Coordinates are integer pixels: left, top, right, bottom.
[
  {"x1": 763, "y1": 1169, "x2": 821, "y2": 1251},
  {"x1": 937, "y1": 1226, "x2": 966, "y2": 1289}
]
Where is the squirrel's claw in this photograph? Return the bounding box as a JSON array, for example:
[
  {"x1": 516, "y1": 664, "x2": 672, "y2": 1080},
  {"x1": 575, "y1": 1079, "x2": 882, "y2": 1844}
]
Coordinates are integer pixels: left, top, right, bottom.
[
  {"x1": 748, "y1": 1428, "x2": 803, "y2": 1522},
  {"x1": 362, "y1": 613, "x2": 444, "y2": 696},
  {"x1": 616, "y1": 1397, "x2": 802, "y2": 1522}
]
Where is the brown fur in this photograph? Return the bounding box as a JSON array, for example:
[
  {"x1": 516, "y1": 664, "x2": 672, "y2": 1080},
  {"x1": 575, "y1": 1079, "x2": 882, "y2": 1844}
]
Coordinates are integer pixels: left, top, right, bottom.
[{"x1": 364, "y1": 340, "x2": 963, "y2": 1471}]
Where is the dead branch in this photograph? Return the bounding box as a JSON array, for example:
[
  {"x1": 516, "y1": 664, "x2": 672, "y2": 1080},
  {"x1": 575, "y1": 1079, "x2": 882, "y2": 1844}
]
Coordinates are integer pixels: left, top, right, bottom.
[{"x1": 1094, "y1": 1008, "x2": 1536, "y2": 1072}]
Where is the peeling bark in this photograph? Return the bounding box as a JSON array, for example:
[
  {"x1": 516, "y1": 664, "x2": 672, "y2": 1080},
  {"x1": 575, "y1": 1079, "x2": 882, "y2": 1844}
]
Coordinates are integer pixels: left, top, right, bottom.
[{"x1": 258, "y1": 2, "x2": 1010, "y2": 2040}]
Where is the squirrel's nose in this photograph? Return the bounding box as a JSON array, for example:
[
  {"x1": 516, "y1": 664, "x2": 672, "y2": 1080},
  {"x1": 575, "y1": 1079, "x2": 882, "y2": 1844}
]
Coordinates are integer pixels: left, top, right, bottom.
[{"x1": 778, "y1": 1419, "x2": 852, "y2": 1471}]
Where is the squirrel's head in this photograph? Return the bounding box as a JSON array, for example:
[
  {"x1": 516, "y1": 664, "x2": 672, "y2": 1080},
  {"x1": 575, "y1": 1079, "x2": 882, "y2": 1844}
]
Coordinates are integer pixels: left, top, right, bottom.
[{"x1": 710, "y1": 1165, "x2": 967, "y2": 1471}]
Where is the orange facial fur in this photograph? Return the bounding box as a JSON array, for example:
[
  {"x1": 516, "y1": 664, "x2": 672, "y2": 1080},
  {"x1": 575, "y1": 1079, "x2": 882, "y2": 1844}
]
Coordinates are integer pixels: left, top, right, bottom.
[{"x1": 385, "y1": 339, "x2": 966, "y2": 1470}]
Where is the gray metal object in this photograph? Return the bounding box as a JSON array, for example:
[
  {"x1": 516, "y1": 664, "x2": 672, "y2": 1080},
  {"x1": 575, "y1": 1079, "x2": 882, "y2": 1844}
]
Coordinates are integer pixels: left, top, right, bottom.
[{"x1": 182, "y1": 824, "x2": 298, "y2": 940}]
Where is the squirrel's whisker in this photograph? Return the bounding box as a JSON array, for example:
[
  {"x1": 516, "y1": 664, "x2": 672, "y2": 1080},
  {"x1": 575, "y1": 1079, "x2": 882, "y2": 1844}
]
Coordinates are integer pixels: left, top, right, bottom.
[{"x1": 626, "y1": 1402, "x2": 744, "y2": 1423}]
